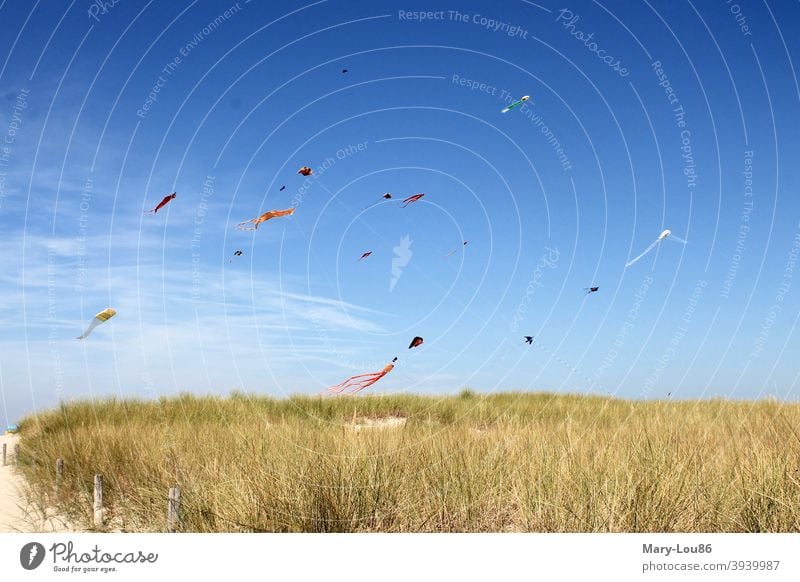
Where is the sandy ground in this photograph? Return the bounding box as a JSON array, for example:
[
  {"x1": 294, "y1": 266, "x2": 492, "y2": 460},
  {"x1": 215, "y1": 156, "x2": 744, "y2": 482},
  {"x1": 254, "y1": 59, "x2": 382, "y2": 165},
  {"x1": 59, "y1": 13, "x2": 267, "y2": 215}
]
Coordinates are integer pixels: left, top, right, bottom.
[{"x1": 0, "y1": 433, "x2": 75, "y2": 533}]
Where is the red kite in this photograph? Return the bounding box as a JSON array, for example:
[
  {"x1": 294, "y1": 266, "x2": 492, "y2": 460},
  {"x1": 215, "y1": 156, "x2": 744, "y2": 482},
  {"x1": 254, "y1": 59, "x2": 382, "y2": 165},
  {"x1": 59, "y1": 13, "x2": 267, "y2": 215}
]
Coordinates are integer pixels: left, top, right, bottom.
[
  {"x1": 145, "y1": 192, "x2": 176, "y2": 213},
  {"x1": 298, "y1": 166, "x2": 313, "y2": 176},
  {"x1": 408, "y1": 336, "x2": 423, "y2": 349},
  {"x1": 400, "y1": 193, "x2": 424, "y2": 208},
  {"x1": 235, "y1": 207, "x2": 295, "y2": 231},
  {"x1": 359, "y1": 251, "x2": 372, "y2": 261},
  {"x1": 326, "y1": 358, "x2": 396, "y2": 395}
]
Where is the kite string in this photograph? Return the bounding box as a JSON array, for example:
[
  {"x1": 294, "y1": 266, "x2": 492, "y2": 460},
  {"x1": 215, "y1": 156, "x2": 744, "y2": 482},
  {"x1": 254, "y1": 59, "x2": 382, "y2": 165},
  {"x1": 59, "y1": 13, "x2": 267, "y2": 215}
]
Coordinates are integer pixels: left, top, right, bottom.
[{"x1": 528, "y1": 339, "x2": 605, "y2": 392}]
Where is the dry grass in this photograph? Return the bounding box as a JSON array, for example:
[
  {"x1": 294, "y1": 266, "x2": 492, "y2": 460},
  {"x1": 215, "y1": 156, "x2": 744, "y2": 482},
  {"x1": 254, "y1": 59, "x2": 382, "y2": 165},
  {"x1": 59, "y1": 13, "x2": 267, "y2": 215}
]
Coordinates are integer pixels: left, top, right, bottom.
[{"x1": 14, "y1": 391, "x2": 800, "y2": 532}]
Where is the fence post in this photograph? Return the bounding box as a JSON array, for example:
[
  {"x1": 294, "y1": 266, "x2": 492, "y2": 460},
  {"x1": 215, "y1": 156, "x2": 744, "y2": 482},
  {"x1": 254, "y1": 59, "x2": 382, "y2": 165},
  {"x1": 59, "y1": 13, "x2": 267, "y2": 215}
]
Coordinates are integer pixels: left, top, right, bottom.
[
  {"x1": 167, "y1": 486, "x2": 181, "y2": 532},
  {"x1": 93, "y1": 474, "x2": 104, "y2": 527},
  {"x1": 56, "y1": 458, "x2": 64, "y2": 491},
  {"x1": 2, "y1": 443, "x2": 5, "y2": 466},
  {"x1": 13, "y1": 443, "x2": 20, "y2": 465}
]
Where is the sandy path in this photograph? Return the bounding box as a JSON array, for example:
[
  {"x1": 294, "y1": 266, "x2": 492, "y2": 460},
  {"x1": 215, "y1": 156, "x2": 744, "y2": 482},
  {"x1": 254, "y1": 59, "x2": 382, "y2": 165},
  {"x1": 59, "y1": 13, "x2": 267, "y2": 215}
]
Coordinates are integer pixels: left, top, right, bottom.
[{"x1": 0, "y1": 433, "x2": 75, "y2": 532}]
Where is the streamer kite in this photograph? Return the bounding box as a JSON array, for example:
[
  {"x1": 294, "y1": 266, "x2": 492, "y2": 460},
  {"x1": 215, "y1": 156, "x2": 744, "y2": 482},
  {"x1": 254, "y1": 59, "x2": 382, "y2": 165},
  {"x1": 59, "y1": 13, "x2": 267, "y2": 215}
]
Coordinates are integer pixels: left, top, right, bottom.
[
  {"x1": 145, "y1": 192, "x2": 176, "y2": 213},
  {"x1": 77, "y1": 308, "x2": 116, "y2": 339},
  {"x1": 625, "y1": 229, "x2": 687, "y2": 268},
  {"x1": 359, "y1": 251, "x2": 372, "y2": 261},
  {"x1": 400, "y1": 193, "x2": 424, "y2": 208},
  {"x1": 408, "y1": 336, "x2": 424, "y2": 349},
  {"x1": 235, "y1": 207, "x2": 295, "y2": 231},
  {"x1": 524, "y1": 336, "x2": 534, "y2": 345},
  {"x1": 298, "y1": 166, "x2": 313, "y2": 176},
  {"x1": 326, "y1": 358, "x2": 397, "y2": 395},
  {"x1": 501, "y1": 95, "x2": 530, "y2": 113}
]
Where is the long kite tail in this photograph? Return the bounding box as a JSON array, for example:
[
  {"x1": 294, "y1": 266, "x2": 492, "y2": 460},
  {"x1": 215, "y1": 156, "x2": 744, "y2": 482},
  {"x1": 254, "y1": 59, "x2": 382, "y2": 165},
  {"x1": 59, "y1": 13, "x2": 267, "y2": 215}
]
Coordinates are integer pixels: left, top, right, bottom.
[
  {"x1": 625, "y1": 238, "x2": 660, "y2": 268},
  {"x1": 668, "y1": 234, "x2": 689, "y2": 245},
  {"x1": 77, "y1": 319, "x2": 100, "y2": 340}
]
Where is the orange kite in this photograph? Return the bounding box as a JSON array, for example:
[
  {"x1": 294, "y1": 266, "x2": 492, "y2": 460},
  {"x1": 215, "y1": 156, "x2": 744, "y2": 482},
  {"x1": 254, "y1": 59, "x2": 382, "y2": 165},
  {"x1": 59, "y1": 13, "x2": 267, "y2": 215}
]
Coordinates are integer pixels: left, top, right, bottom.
[
  {"x1": 235, "y1": 207, "x2": 295, "y2": 231},
  {"x1": 326, "y1": 358, "x2": 396, "y2": 395}
]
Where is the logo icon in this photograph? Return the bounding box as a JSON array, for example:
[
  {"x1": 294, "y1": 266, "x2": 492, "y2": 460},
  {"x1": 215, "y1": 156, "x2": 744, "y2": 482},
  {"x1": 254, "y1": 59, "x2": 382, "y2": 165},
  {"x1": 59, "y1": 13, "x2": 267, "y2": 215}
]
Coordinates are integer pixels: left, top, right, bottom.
[
  {"x1": 390, "y1": 235, "x2": 413, "y2": 291},
  {"x1": 20, "y1": 542, "x2": 46, "y2": 570}
]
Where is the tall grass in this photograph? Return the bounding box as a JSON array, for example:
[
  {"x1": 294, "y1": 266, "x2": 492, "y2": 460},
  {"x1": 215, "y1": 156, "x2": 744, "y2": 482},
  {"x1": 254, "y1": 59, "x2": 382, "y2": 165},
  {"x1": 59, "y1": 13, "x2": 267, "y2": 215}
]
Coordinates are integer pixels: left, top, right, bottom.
[{"x1": 15, "y1": 392, "x2": 800, "y2": 532}]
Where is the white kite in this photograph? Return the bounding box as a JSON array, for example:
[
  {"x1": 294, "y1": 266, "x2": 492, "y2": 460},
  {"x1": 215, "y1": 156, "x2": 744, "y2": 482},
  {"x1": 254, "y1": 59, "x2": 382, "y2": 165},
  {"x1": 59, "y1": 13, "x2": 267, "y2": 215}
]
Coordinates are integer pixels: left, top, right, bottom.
[
  {"x1": 77, "y1": 308, "x2": 117, "y2": 339},
  {"x1": 625, "y1": 229, "x2": 687, "y2": 268}
]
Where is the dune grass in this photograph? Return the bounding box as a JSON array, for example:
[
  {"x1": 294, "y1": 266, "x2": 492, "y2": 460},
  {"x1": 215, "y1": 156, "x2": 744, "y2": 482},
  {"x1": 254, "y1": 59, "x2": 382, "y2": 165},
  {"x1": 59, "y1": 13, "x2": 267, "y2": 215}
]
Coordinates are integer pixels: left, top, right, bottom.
[{"x1": 14, "y1": 391, "x2": 800, "y2": 532}]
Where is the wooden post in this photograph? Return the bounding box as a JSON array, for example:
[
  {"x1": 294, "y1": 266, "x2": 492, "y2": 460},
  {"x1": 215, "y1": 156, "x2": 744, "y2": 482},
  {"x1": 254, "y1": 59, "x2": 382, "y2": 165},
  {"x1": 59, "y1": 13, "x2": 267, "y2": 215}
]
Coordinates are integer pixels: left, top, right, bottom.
[
  {"x1": 56, "y1": 458, "x2": 64, "y2": 491},
  {"x1": 1, "y1": 443, "x2": 5, "y2": 466},
  {"x1": 93, "y1": 474, "x2": 104, "y2": 527},
  {"x1": 13, "y1": 443, "x2": 19, "y2": 465},
  {"x1": 167, "y1": 486, "x2": 181, "y2": 532}
]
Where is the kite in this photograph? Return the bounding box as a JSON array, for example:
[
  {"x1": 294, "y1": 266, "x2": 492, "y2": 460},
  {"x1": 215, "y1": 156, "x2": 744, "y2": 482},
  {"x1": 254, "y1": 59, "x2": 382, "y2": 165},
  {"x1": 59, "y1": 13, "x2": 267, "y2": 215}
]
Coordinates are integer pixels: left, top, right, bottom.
[
  {"x1": 625, "y1": 229, "x2": 687, "y2": 268},
  {"x1": 298, "y1": 166, "x2": 313, "y2": 176},
  {"x1": 235, "y1": 207, "x2": 295, "y2": 231},
  {"x1": 400, "y1": 193, "x2": 424, "y2": 208},
  {"x1": 524, "y1": 336, "x2": 534, "y2": 344},
  {"x1": 501, "y1": 95, "x2": 530, "y2": 113},
  {"x1": 229, "y1": 250, "x2": 244, "y2": 263},
  {"x1": 342, "y1": 69, "x2": 348, "y2": 74},
  {"x1": 145, "y1": 192, "x2": 176, "y2": 213},
  {"x1": 408, "y1": 336, "x2": 423, "y2": 349},
  {"x1": 585, "y1": 286, "x2": 600, "y2": 294},
  {"x1": 77, "y1": 308, "x2": 116, "y2": 339},
  {"x1": 326, "y1": 358, "x2": 397, "y2": 395},
  {"x1": 444, "y1": 241, "x2": 468, "y2": 259},
  {"x1": 280, "y1": 185, "x2": 286, "y2": 191},
  {"x1": 359, "y1": 251, "x2": 372, "y2": 261}
]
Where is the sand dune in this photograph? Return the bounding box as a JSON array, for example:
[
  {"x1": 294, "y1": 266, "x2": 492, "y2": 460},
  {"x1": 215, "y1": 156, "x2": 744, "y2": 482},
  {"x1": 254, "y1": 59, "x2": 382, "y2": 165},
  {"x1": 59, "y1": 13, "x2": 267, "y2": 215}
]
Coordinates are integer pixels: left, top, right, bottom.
[{"x1": 0, "y1": 434, "x2": 75, "y2": 533}]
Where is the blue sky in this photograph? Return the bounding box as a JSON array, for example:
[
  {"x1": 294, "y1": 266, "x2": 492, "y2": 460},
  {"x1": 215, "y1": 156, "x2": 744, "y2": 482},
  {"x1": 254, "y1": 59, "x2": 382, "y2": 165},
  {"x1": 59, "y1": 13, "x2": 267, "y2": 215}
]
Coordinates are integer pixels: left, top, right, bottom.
[{"x1": 1, "y1": 0, "x2": 799, "y2": 423}]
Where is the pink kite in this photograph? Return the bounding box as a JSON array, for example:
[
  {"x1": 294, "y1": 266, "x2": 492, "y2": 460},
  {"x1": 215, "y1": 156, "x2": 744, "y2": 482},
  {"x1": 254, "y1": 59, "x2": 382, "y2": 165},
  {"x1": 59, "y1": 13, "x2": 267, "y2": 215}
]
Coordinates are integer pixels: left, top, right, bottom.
[{"x1": 326, "y1": 359, "x2": 396, "y2": 395}]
